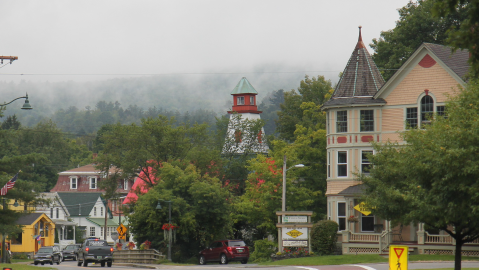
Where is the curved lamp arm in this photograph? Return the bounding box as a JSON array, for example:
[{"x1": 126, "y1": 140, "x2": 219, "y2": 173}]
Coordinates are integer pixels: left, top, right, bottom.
[{"x1": 0, "y1": 93, "x2": 32, "y2": 110}]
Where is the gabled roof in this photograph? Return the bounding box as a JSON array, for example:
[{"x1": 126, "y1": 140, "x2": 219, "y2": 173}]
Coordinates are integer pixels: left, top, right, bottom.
[
  {"x1": 374, "y1": 42, "x2": 469, "y2": 99},
  {"x1": 57, "y1": 192, "x2": 103, "y2": 217},
  {"x1": 330, "y1": 27, "x2": 385, "y2": 99},
  {"x1": 230, "y1": 77, "x2": 258, "y2": 95},
  {"x1": 38, "y1": 192, "x2": 70, "y2": 217},
  {"x1": 16, "y1": 213, "x2": 44, "y2": 225},
  {"x1": 58, "y1": 164, "x2": 118, "y2": 176}
]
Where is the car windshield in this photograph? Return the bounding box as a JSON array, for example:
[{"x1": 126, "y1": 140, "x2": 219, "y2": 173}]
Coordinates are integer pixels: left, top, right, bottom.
[
  {"x1": 87, "y1": 240, "x2": 108, "y2": 246},
  {"x1": 228, "y1": 241, "x2": 246, "y2": 247},
  {"x1": 65, "y1": 245, "x2": 78, "y2": 250},
  {"x1": 38, "y1": 247, "x2": 53, "y2": 253}
]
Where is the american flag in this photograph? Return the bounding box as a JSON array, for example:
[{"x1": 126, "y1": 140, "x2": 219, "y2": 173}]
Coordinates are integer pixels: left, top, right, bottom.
[{"x1": 0, "y1": 172, "x2": 19, "y2": 196}]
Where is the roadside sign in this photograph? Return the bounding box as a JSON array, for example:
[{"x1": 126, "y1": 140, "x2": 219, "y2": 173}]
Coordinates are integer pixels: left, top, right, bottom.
[
  {"x1": 117, "y1": 224, "x2": 127, "y2": 240},
  {"x1": 389, "y1": 245, "x2": 408, "y2": 270},
  {"x1": 111, "y1": 232, "x2": 118, "y2": 241},
  {"x1": 282, "y1": 227, "x2": 308, "y2": 240},
  {"x1": 354, "y1": 202, "x2": 372, "y2": 216},
  {"x1": 282, "y1": 216, "x2": 308, "y2": 223}
]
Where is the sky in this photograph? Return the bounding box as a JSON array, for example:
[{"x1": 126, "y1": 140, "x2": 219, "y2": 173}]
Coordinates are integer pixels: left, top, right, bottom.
[{"x1": 0, "y1": 0, "x2": 412, "y2": 85}]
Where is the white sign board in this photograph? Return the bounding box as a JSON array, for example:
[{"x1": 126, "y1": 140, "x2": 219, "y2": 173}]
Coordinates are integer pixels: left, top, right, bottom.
[
  {"x1": 282, "y1": 216, "x2": 308, "y2": 223},
  {"x1": 283, "y1": 240, "x2": 308, "y2": 247},
  {"x1": 282, "y1": 227, "x2": 308, "y2": 240}
]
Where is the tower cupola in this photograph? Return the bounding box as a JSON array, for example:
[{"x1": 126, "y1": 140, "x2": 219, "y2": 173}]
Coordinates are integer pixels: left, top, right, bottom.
[{"x1": 228, "y1": 77, "x2": 261, "y2": 114}]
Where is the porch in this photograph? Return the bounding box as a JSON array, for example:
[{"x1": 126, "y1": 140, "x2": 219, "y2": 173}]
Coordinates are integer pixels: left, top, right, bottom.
[{"x1": 341, "y1": 223, "x2": 479, "y2": 256}]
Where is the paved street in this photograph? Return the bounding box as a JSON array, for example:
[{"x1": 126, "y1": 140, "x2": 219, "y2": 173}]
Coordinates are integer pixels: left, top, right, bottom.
[{"x1": 29, "y1": 260, "x2": 479, "y2": 270}]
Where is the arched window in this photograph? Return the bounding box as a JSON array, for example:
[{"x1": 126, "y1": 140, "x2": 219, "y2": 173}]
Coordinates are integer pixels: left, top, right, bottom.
[{"x1": 421, "y1": 95, "x2": 434, "y2": 125}]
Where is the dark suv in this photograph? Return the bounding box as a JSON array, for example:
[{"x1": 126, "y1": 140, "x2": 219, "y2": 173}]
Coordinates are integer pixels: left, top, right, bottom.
[
  {"x1": 62, "y1": 244, "x2": 81, "y2": 261},
  {"x1": 199, "y1": 240, "x2": 249, "y2": 265},
  {"x1": 34, "y1": 246, "x2": 61, "y2": 265}
]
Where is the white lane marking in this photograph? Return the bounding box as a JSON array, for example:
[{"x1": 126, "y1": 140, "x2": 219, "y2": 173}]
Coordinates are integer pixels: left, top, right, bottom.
[
  {"x1": 295, "y1": 267, "x2": 318, "y2": 270},
  {"x1": 350, "y1": 265, "x2": 377, "y2": 270}
]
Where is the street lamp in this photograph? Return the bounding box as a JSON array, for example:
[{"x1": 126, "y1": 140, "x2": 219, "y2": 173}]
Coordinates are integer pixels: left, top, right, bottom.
[
  {"x1": 282, "y1": 155, "x2": 305, "y2": 212},
  {"x1": 1, "y1": 93, "x2": 33, "y2": 110},
  {"x1": 156, "y1": 199, "x2": 172, "y2": 261}
]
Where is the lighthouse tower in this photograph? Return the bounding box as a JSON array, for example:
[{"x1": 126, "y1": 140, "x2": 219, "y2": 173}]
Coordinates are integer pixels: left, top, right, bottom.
[{"x1": 222, "y1": 77, "x2": 269, "y2": 155}]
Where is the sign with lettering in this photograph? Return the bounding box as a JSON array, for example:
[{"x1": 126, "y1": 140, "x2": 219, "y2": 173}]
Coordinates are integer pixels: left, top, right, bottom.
[
  {"x1": 354, "y1": 202, "x2": 372, "y2": 216},
  {"x1": 283, "y1": 240, "x2": 308, "y2": 247},
  {"x1": 282, "y1": 216, "x2": 308, "y2": 223},
  {"x1": 282, "y1": 227, "x2": 308, "y2": 240},
  {"x1": 389, "y1": 245, "x2": 408, "y2": 270}
]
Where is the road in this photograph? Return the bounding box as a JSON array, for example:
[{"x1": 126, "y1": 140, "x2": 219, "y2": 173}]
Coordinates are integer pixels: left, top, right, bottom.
[{"x1": 31, "y1": 260, "x2": 479, "y2": 270}]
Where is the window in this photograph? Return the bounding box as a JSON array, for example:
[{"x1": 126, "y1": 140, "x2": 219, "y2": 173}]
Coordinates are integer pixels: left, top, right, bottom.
[
  {"x1": 337, "y1": 202, "x2": 346, "y2": 231},
  {"x1": 406, "y1": 108, "x2": 418, "y2": 128},
  {"x1": 437, "y1": 105, "x2": 446, "y2": 117},
  {"x1": 234, "y1": 130, "x2": 242, "y2": 143},
  {"x1": 250, "y1": 96, "x2": 254, "y2": 105},
  {"x1": 90, "y1": 177, "x2": 97, "y2": 189},
  {"x1": 337, "y1": 151, "x2": 347, "y2": 177},
  {"x1": 124, "y1": 179, "x2": 129, "y2": 190},
  {"x1": 257, "y1": 130, "x2": 262, "y2": 143},
  {"x1": 361, "y1": 151, "x2": 373, "y2": 174},
  {"x1": 50, "y1": 208, "x2": 53, "y2": 218},
  {"x1": 327, "y1": 152, "x2": 331, "y2": 178},
  {"x1": 361, "y1": 214, "x2": 375, "y2": 232},
  {"x1": 56, "y1": 208, "x2": 59, "y2": 219},
  {"x1": 421, "y1": 95, "x2": 434, "y2": 125},
  {"x1": 90, "y1": 227, "x2": 95, "y2": 237},
  {"x1": 336, "y1": 111, "x2": 348, "y2": 132},
  {"x1": 328, "y1": 202, "x2": 332, "y2": 220},
  {"x1": 360, "y1": 110, "x2": 374, "y2": 132},
  {"x1": 70, "y1": 177, "x2": 78, "y2": 189},
  {"x1": 326, "y1": 112, "x2": 330, "y2": 134},
  {"x1": 94, "y1": 207, "x2": 97, "y2": 216},
  {"x1": 237, "y1": 96, "x2": 245, "y2": 105},
  {"x1": 101, "y1": 207, "x2": 104, "y2": 217},
  {"x1": 101, "y1": 227, "x2": 104, "y2": 237}
]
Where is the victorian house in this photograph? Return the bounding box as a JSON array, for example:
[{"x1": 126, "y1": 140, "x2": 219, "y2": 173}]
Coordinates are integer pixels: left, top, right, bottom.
[{"x1": 321, "y1": 27, "x2": 474, "y2": 255}]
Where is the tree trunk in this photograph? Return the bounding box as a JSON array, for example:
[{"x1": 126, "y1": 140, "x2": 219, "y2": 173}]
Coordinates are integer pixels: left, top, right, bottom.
[{"x1": 454, "y1": 240, "x2": 462, "y2": 270}]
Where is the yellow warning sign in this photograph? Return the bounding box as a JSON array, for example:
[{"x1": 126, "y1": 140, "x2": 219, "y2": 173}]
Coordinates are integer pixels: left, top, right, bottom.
[
  {"x1": 389, "y1": 245, "x2": 408, "y2": 270},
  {"x1": 117, "y1": 224, "x2": 127, "y2": 240},
  {"x1": 354, "y1": 202, "x2": 372, "y2": 216},
  {"x1": 286, "y1": 229, "x2": 303, "y2": 238}
]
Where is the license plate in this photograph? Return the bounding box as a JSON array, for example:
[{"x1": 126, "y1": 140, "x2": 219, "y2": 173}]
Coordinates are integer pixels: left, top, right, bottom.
[
  {"x1": 237, "y1": 249, "x2": 244, "y2": 253},
  {"x1": 97, "y1": 256, "x2": 102, "y2": 259}
]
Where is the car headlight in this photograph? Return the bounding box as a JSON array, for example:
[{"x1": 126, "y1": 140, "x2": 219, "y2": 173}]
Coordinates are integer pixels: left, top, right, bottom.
[
  {"x1": 46, "y1": 255, "x2": 52, "y2": 258},
  {"x1": 34, "y1": 255, "x2": 39, "y2": 258}
]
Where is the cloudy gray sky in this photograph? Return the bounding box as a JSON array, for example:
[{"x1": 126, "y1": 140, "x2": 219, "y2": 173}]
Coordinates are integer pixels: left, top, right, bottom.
[{"x1": 0, "y1": 0, "x2": 411, "y2": 84}]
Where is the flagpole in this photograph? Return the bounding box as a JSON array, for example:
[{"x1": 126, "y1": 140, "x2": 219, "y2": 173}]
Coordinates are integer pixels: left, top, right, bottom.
[{"x1": 1, "y1": 198, "x2": 7, "y2": 263}]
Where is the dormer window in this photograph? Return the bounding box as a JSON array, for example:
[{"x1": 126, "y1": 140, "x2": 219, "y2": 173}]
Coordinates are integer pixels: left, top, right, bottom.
[
  {"x1": 237, "y1": 96, "x2": 245, "y2": 105},
  {"x1": 70, "y1": 177, "x2": 78, "y2": 189},
  {"x1": 90, "y1": 177, "x2": 97, "y2": 189},
  {"x1": 421, "y1": 95, "x2": 434, "y2": 125},
  {"x1": 250, "y1": 96, "x2": 254, "y2": 105}
]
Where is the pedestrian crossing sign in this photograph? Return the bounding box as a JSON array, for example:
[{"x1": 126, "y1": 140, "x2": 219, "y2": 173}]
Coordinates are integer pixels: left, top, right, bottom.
[{"x1": 389, "y1": 245, "x2": 408, "y2": 270}]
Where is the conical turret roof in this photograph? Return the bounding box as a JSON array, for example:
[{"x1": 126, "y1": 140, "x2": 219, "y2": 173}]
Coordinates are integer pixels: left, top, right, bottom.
[
  {"x1": 332, "y1": 27, "x2": 385, "y2": 98},
  {"x1": 231, "y1": 77, "x2": 258, "y2": 95}
]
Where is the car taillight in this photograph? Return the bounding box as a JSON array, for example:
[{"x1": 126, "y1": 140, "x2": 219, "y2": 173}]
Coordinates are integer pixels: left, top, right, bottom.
[
  {"x1": 110, "y1": 248, "x2": 114, "y2": 252},
  {"x1": 227, "y1": 247, "x2": 233, "y2": 252},
  {"x1": 245, "y1": 246, "x2": 249, "y2": 252},
  {"x1": 85, "y1": 247, "x2": 89, "y2": 252}
]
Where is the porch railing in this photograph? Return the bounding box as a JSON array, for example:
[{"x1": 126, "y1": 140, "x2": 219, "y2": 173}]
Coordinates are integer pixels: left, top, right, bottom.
[
  {"x1": 425, "y1": 232, "x2": 453, "y2": 244},
  {"x1": 349, "y1": 232, "x2": 381, "y2": 242},
  {"x1": 379, "y1": 230, "x2": 392, "y2": 253}
]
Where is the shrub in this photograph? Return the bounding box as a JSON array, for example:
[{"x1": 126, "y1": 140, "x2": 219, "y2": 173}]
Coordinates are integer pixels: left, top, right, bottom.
[
  {"x1": 311, "y1": 220, "x2": 338, "y2": 255},
  {"x1": 249, "y1": 239, "x2": 277, "y2": 262},
  {"x1": 12, "y1": 253, "x2": 28, "y2": 260}
]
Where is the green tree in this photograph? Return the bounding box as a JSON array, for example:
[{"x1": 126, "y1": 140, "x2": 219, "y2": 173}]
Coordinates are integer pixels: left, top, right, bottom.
[
  {"x1": 276, "y1": 75, "x2": 332, "y2": 141},
  {"x1": 361, "y1": 79, "x2": 479, "y2": 270},
  {"x1": 433, "y1": 0, "x2": 479, "y2": 73},
  {"x1": 1, "y1": 115, "x2": 21, "y2": 130},
  {"x1": 127, "y1": 162, "x2": 231, "y2": 262},
  {"x1": 371, "y1": 0, "x2": 469, "y2": 80}
]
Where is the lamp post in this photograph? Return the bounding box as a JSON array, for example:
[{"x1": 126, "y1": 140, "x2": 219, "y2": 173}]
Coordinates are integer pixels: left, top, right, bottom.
[
  {"x1": 156, "y1": 199, "x2": 172, "y2": 261},
  {"x1": 1, "y1": 93, "x2": 33, "y2": 110},
  {"x1": 1, "y1": 199, "x2": 19, "y2": 263},
  {"x1": 282, "y1": 155, "x2": 305, "y2": 212}
]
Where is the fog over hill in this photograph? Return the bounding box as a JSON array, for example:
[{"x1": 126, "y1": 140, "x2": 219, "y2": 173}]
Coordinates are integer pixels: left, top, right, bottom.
[{"x1": 1, "y1": 64, "x2": 322, "y2": 130}]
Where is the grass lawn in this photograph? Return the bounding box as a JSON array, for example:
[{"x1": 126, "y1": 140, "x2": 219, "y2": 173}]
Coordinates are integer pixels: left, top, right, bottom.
[
  {"x1": 260, "y1": 254, "x2": 479, "y2": 266},
  {"x1": 0, "y1": 264, "x2": 55, "y2": 270}
]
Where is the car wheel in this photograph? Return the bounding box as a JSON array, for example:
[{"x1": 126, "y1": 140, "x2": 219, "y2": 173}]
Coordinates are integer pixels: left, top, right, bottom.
[
  {"x1": 34, "y1": 262, "x2": 38, "y2": 265},
  {"x1": 220, "y1": 254, "x2": 228, "y2": 264},
  {"x1": 101, "y1": 262, "x2": 105, "y2": 267},
  {"x1": 241, "y1": 259, "x2": 248, "y2": 264},
  {"x1": 83, "y1": 260, "x2": 88, "y2": 267},
  {"x1": 199, "y1": 255, "x2": 206, "y2": 265},
  {"x1": 74, "y1": 255, "x2": 77, "y2": 261},
  {"x1": 77, "y1": 259, "x2": 82, "y2": 266},
  {"x1": 41, "y1": 263, "x2": 44, "y2": 265},
  {"x1": 50, "y1": 261, "x2": 53, "y2": 265},
  {"x1": 107, "y1": 261, "x2": 112, "y2": 267}
]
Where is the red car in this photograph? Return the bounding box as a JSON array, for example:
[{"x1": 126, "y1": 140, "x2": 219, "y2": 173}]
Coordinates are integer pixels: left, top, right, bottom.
[{"x1": 198, "y1": 240, "x2": 249, "y2": 265}]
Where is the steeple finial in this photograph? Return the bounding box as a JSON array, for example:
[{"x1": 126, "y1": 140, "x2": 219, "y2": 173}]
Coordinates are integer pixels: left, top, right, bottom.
[{"x1": 355, "y1": 26, "x2": 366, "y2": 49}]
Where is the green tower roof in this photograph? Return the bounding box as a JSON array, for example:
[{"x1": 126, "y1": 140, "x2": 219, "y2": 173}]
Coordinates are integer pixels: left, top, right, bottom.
[{"x1": 230, "y1": 77, "x2": 258, "y2": 95}]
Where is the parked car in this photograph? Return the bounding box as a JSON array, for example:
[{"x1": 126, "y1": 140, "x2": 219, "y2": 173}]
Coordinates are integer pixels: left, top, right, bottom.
[
  {"x1": 53, "y1": 245, "x2": 63, "y2": 262},
  {"x1": 199, "y1": 240, "x2": 249, "y2": 265},
  {"x1": 77, "y1": 238, "x2": 114, "y2": 267},
  {"x1": 62, "y1": 244, "x2": 81, "y2": 261},
  {"x1": 33, "y1": 246, "x2": 62, "y2": 265}
]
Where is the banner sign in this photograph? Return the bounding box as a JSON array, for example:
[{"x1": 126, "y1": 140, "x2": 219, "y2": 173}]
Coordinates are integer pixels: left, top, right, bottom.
[{"x1": 283, "y1": 240, "x2": 308, "y2": 247}]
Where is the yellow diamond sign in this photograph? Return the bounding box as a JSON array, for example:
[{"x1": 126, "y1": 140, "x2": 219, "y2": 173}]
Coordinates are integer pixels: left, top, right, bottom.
[
  {"x1": 286, "y1": 229, "x2": 303, "y2": 238},
  {"x1": 354, "y1": 202, "x2": 372, "y2": 216}
]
